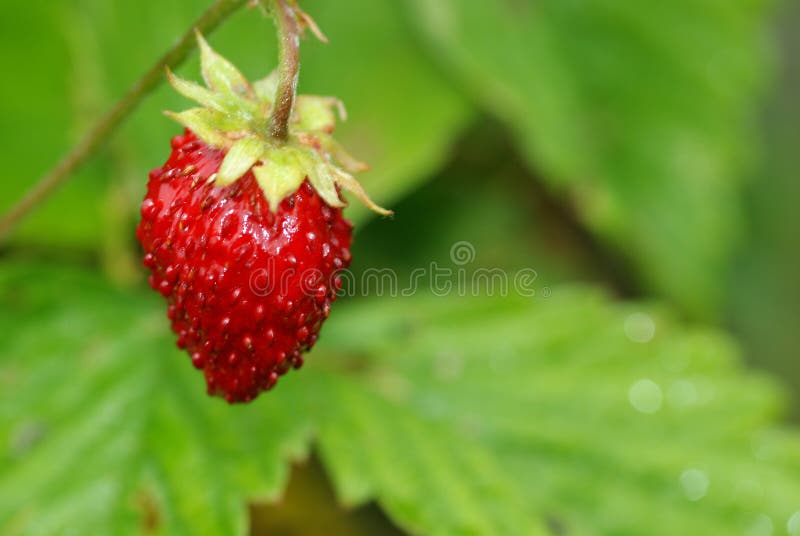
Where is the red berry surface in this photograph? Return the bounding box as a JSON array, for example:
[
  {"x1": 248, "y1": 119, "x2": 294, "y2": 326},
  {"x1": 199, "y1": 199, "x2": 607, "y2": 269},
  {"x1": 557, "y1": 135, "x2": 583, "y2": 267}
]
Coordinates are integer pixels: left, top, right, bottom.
[{"x1": 137, "y1": 130, "x2": 353, "y2": 402}]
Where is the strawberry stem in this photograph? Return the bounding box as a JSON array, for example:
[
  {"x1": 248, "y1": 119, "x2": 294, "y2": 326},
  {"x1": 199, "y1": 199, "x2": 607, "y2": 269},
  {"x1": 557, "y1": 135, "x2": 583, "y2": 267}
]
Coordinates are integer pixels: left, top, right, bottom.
[
  {"x1": 268, "y1": 0, "x2": 300, "y2": 142},
  {"x1": 0, "y1": 0, "x2": 249, "y2": 243}
]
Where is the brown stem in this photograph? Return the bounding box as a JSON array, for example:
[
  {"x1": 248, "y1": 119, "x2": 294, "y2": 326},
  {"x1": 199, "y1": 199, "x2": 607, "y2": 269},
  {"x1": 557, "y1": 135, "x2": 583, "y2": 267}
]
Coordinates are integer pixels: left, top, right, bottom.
[
  {"x1": 268, "y1": 0, "x2": 300, "y2": 141},
  {"x1": 0, "y1": 0, "x2": 249, "y2": 243}
]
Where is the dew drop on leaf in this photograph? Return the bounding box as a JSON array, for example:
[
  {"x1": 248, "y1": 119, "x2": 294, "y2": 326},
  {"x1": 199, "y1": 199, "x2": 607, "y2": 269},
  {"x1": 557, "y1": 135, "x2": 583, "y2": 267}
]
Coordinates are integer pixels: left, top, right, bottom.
[
  {"x1": 628, "y1": 379, "x2": 663, "y2": 414},
  {"x1": 624, "y1": 312, "x2": 656, "y2": 343},
  {"x1": 679, "y1": 468, "x2": 709, "y2": 501}
]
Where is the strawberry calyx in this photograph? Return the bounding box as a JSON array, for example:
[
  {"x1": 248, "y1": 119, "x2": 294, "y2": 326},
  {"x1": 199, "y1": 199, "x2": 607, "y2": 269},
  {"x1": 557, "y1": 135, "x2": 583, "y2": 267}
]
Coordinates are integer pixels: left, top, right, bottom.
[{"x1": 165, "y1": 32, "x2": 391, "y2": 215}]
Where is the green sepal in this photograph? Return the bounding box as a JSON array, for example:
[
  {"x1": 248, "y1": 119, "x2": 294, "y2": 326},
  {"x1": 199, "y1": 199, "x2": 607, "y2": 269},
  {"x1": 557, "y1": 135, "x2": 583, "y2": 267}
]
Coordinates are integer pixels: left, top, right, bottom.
[
  {"x1": 164, "y1": 109, "x2": 229, "y2": 148},
  {"x1": 168, "y1": 68, "x2": 260, "y2": 122},
  {"x1": 196, "y1": 31, "x2": 254, "y2": 100},
  {"x1": 217, "y1": 137, "x2": 267, "y2": 186},
  {"x1": 167, "y1": 68, "x2": 227, "y2": 114},
  {"x1": 333, "y1": 167, "x2": 392, "y2": 216},
  {"x1": 253, "y1": 148, "x2": 307, "y2": 211},
  {"x1": 293, "y1": 95, "x2": 343, "y2": 134},
  {"x1": 304, "y1": 152, "x2": 347, "y2": 209},
  {"x1": 165, "y1": 33, "x2": 391, "y2": 215}
]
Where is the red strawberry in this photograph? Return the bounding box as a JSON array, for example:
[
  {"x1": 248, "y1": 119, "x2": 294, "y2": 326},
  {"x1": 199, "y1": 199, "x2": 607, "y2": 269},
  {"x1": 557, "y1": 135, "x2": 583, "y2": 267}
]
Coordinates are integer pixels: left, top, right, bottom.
[{"x1": 137, "y1": 34, "x2": 388, "y2": 403}]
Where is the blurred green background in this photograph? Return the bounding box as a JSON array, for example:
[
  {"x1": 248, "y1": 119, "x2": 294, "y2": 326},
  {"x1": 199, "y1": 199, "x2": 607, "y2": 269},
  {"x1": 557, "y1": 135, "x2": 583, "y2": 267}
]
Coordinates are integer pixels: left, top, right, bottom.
[{"x1": 1, "y1": 0, "x2": 799, "y2": 534}]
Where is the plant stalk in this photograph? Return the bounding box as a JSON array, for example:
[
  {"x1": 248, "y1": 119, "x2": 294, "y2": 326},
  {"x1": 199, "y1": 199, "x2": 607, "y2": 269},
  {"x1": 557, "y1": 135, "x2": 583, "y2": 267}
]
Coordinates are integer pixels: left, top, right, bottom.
[{"x1": 267, "y1": 0, "x2": 300, "y2": 141}]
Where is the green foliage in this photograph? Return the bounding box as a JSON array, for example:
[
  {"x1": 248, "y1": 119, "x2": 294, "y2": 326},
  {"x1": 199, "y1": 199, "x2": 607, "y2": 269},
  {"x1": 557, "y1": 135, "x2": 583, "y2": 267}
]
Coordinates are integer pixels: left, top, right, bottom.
[
  {"x1": 407, "y1": 0, "x2": 771, "y2": 317},
  {"x1": 2, "y1": 264, "x2": 799, "y2": 535},
  {"x1": 0, "y1": 266, "x2": 311, "y2": 534},
  {"x1": 728, "y1": 0, "x2": 800, "y2": 400}
]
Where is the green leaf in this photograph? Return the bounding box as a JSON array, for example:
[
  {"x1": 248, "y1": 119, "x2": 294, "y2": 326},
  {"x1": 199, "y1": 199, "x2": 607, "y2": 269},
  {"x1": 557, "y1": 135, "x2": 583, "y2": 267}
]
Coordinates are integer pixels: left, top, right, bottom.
[
  {"x1": 0, "y1": 265, "x2": 313, "y2": 535},
  {"x1": 2, "y1": 263, "x2": 800, "y2": 535},
  {"x1": 407, "y1": 0, "x2": 772, "y2": 317},
  {"x1": 325, "y1": 293, "x2": 800, "y2": 534},
  {"x1": 312, "y1": 375, "x2": 546, "y2": 535},
  {"x1": 727, "y1": 2, "x2": 800, "y2": 398}
]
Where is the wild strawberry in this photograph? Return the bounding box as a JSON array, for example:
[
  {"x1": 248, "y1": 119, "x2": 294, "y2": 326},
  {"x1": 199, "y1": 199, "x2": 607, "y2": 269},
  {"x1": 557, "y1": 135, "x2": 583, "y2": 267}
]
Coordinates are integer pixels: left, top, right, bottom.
[{"x1": 137, "y1": 34, "x2": 389, "y2": 403}]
